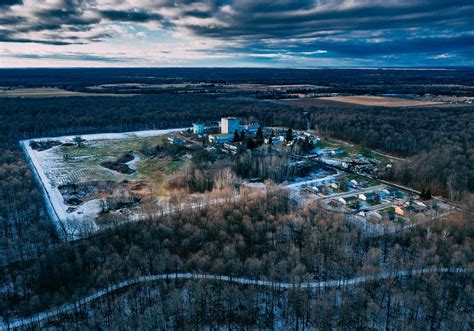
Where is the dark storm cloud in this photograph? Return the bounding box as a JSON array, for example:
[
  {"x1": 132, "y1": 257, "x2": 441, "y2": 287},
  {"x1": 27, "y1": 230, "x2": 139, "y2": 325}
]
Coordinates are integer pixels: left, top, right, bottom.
[
  {"x1": 0, "y1": 36, "x2": 75, "y2": 45},
  {"x1": 0, "y1": 0, "x2": 22, "y2": 8},
  {"x1": 183, "y1": 0, "x2": 474, "y2": 64},
  {"x1": 1, "y1": 0, "x2": 474, "y2": 65},
  {"x1": 9, "y1": 53, "x2": 138, "y2": 62},
  {"x1": 0, "y1": 0, "x2": 103, "y2": 44},
  {"x1": 188, "y1": 1, "x2": 474, "y2": 39},
  {"x1": 100, "y1": 10, "x2": 164, "y2": 23}
]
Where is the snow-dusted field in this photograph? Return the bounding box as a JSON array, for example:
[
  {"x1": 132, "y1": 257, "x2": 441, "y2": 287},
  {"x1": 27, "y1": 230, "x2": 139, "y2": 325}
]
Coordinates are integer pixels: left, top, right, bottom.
[{"x1": 21, "y1": 128, "x2": 188, "y2": 240}]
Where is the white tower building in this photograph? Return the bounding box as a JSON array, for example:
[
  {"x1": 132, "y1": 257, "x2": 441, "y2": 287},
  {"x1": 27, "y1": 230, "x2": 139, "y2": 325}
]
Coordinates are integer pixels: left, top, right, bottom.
[{"x1": 221, "y1": 117, "x2": 239, "y2": 134}]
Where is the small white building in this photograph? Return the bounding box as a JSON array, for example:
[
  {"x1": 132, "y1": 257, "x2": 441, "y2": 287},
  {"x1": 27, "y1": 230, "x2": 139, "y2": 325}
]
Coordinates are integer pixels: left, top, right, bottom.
[
  {"x1": 415, "y1": 201, "x2": 427, "y2": 208},
  {"x1": 240, "y1": 123, "x2": 259, "y2": 133},
  {"x1": 223, "y1": 143, "x2": 238, "y2": 154},
  {"x1": 167, "y1": 136, "x2": 183, "y2": 145},
  {"x1": 358, "y1": 194, "x2": 367, "y2": 201}
]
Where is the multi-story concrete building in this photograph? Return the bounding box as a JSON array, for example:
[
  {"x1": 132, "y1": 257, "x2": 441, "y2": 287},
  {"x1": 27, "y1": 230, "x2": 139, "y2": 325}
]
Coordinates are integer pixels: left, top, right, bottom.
[{"x1": 221, "y1": 117, "x2": 240, "y2": 134}]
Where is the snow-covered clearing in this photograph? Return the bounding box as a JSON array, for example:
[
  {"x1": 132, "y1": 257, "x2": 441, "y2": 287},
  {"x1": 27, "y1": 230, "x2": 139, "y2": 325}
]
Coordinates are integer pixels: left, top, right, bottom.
[
  {"x1": 2, "y1": 267, "x2": 471, "y2": 330},
  {"x1": 25, "y1": 128, "x2": 188, "y2": 143}
]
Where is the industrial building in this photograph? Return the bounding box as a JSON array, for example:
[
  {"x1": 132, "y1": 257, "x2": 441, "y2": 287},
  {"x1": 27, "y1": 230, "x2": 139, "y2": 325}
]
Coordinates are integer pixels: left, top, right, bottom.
[
  {"x1": 221, "y1": 117, "x2": 240, "y2": 134},
  {"x1": 240, "y1": 123, "x2": 260, "y2": 133},
  {"x1": 209, "y1": 134, "x2": 234, "y2": 144},
  {"x1": 192, "y1": 123, "x2": 205, "y2": 135}
]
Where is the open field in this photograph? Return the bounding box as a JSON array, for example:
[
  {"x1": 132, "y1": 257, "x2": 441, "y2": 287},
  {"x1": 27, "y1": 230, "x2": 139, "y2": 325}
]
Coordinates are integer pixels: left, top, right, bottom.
[
  {"x1": 319, "y1": 95, "x2": 444, "y2": 107},
  {"x1": 0, "y1": 87, "x2": 134, "y2": 98},
  {"x1": 21, "y1": 128, "x2": 188, "y2": 239}
]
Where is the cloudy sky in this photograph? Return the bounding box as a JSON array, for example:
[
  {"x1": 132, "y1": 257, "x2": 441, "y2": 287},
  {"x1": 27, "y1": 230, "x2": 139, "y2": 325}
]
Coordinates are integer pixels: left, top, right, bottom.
[{"x1": 1, "y1": 0, "x2": 473, "y2": 67}]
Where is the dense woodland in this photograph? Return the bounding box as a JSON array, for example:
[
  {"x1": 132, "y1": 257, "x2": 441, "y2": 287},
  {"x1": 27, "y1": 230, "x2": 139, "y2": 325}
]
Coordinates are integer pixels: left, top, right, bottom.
[
  {"x1": 28, "y1": 274, "x2": 472, "y2": 330},
  {"x1": 0, "y1": 88, "x2": 473, "y2": 328},
  {"x1": 1, "y1": 190, "x2": 473, "y2": 328}
]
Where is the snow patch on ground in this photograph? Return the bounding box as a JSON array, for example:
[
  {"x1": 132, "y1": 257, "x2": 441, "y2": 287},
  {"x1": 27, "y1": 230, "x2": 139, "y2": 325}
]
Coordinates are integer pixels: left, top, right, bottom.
[
  {"x1": 126, "y1": 154, "x2": 141, "y2": 170},
  {"x1": 285, "y1": 171, "x2": 339, "y2": 191},
  {"x1": 27, "y1": 128, "x2": 188, "y2": 143}
]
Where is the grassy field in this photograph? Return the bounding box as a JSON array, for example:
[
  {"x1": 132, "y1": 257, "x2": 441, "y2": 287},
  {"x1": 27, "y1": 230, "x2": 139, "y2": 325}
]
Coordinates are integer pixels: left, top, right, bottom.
[{"x1": 43, "y1": 135, "x2": 187, "y2": 197}]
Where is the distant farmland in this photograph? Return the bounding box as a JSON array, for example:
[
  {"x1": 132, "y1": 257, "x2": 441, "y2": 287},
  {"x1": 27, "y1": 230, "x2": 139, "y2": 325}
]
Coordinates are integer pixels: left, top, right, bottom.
[
  {"x1": 0, "y1": 87, "x2": 133, "y2": 98},
  {"x1": 319, "y1": 95, "x2": 444, "y2": 107}
]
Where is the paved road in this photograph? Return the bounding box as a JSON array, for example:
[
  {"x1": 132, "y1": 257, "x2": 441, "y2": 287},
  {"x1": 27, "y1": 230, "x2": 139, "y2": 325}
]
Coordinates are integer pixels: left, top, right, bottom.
[
  {"x1": 2, "y1": 267, "x2": 472, "y2": 330},
  {"x1": 321, "y1": 184, "x2": 387, "y2": 200},
  {"x1": 363, "y1": 201, "x2": 402, "y2": 212}
]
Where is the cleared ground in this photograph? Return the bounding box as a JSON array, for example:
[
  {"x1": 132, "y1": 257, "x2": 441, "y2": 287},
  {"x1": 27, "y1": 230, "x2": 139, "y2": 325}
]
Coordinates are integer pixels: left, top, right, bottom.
[
  {"x1": 319, "y1": 95, "x2": 444, "y2": 107},
  {"x1": 22, "y1": 129, "x2": 187, "y2": 239},
  {"x1": 0, "y1": 87, "x2": 133, "y2": 98}
]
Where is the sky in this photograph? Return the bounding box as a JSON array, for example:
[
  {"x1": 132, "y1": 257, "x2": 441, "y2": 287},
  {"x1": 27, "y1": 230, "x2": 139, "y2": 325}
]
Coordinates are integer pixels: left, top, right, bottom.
[{"x1": 0, "y1": 0, "x2": 473, "y2": 68}]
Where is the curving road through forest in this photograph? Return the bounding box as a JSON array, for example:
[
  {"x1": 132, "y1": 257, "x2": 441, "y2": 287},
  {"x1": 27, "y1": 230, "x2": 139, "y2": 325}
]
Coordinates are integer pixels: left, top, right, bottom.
[{"x1": 1, "y1": 267, "x2": 472, "y2": 330}]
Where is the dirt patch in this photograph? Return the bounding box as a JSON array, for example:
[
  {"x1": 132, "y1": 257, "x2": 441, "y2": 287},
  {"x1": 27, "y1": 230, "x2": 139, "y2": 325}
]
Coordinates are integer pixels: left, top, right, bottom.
[
  {"x1": 100, "y1": 152, "x2": 136, "y2": 174},
  {"x1": 59, "y1": 179, "x2": 152, "y2": 208},
  {"x1": 59, "y1": 182, "x2": 104, "y2": 206},
  {"x1": 318, "y1": 96, "x2": 444, "y2": 107},
  {"x1": 129, "y1": 181, "x2": 152, "y2": 195},
  {"x1": 64, "y1": 197, "x2": 83, "y2": 206},
  {"x1": 100, "y1": 161, "x2": 135, "y2": 174},
  {"x1": 30, "y1": 140, "x2": 62, "y2": 151},
  {"x1": 116, "y1": 151, "x2": 135, "y2": 163}
]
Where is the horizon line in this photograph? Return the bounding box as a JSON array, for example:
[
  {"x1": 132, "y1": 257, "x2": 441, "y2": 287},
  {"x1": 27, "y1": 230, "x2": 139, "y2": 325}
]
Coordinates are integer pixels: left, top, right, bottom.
[{"x1": 1, "y1": 66, "x2": 473, "y2": 70}]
